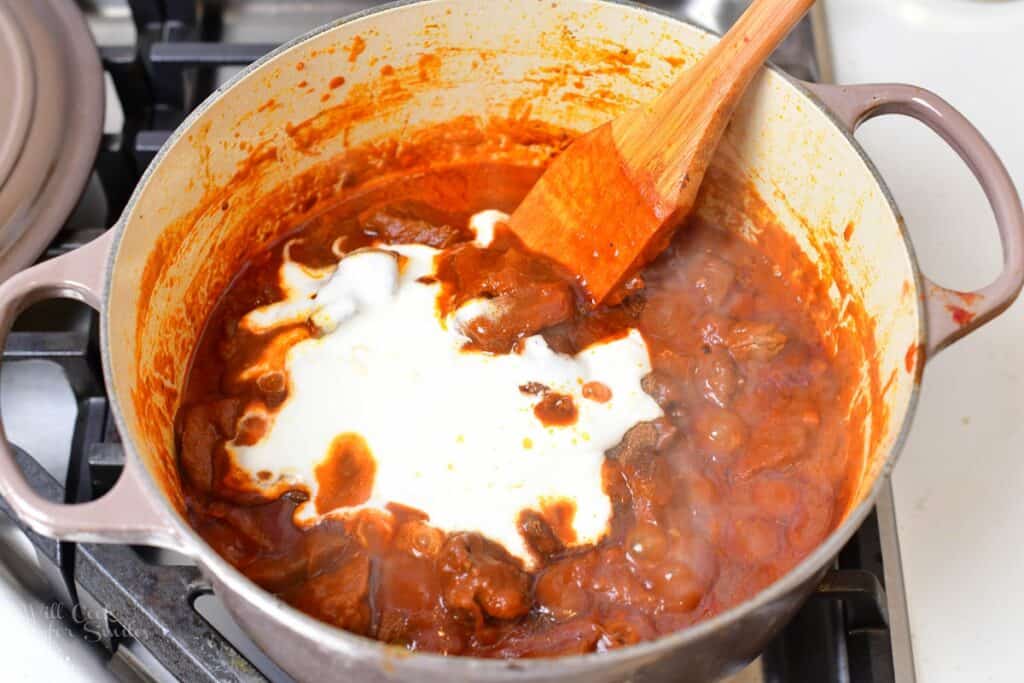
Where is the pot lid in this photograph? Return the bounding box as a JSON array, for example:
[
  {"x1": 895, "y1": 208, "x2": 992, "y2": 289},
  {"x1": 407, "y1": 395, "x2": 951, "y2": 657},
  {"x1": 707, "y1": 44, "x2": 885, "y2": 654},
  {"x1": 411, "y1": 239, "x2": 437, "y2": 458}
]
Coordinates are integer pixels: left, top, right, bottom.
[
  {"x1": 0, "y1": 7, "x2": 34, "y2": 191},
  {"x1": 0, "y1": 0, "x2": 103, "y2": 281}
]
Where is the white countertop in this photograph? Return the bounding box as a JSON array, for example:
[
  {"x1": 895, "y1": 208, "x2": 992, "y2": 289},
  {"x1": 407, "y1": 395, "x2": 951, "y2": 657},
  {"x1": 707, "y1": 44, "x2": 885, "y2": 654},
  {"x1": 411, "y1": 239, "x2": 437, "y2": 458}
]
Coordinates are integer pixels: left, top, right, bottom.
[{"x1": 826, "y1": 1, "x2": 1024, "y2": 681}]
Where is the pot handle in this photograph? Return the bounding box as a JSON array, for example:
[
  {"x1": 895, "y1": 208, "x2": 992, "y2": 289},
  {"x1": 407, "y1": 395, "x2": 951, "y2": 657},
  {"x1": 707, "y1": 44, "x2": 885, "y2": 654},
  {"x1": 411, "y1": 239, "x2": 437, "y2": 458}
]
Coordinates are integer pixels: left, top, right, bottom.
[
  {"x1": 804, "y1": 82, "x2": 1024, "y2": 355},
  {"x1": 0, "y1": 232, "x2": 186, "y2": 551}
]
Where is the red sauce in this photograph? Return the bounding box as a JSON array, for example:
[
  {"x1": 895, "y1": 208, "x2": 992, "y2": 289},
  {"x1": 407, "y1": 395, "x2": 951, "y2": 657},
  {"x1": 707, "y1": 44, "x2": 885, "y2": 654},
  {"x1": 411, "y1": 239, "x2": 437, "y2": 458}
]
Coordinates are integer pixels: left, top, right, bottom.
[
  {"x1": 329, "y1": 76, "x2": 346, "y2": 89},
  {"x1": 948, "y1": 304, "x2": 976, "y2": 326},
  {"x1": 348, "y1": 35, "x2": 366, "y2": 63},
  {"x1": 905, "y1": 343, "x2": 919, "y2": 373},
  {"x1": 582, "y1": 381, "x2": 612, "y2": 403},
  {"x1": 540, "y1": 499, "x2": 577, "y2": 544},
  {"x1": 532, "y1": 391, "x2": 579, "y2": 426},
  {"x1": 315, "y1": 434, "x2": 376, "y2": 514},
  {"x1": 175, "y1": 122, "x2": 865, "y2": 658}
]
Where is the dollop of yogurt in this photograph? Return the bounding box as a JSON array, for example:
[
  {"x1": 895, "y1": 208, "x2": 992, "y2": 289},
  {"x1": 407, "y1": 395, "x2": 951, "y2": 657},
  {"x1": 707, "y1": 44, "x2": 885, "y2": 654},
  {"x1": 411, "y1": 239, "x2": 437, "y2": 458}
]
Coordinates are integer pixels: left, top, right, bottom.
[{"x1": 226, "y1": 211, "x2": 663, "y2": 566}]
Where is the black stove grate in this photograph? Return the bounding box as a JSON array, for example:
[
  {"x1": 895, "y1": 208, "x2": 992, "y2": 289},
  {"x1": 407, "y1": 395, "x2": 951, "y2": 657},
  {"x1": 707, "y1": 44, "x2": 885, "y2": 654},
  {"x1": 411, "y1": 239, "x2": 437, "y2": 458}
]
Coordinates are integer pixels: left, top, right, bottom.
[{"x1": 0, "y1": 1, "x2": 896, "y2": 681}]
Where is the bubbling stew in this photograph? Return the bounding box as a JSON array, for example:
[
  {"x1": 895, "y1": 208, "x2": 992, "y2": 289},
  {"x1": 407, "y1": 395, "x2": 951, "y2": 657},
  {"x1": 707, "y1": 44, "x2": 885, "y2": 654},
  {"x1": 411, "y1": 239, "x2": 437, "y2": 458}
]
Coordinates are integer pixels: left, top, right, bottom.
[{"x1": 176, "y1": 120, "x2": 861, "y2": 658}]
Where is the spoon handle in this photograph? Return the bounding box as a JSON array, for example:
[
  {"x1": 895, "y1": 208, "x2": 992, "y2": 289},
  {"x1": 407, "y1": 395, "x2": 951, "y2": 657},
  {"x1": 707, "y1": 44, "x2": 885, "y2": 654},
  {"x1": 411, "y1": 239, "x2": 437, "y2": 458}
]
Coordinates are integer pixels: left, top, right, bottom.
[{"x1": 612, "y1": 0, "x2": 816, "y2": 202}]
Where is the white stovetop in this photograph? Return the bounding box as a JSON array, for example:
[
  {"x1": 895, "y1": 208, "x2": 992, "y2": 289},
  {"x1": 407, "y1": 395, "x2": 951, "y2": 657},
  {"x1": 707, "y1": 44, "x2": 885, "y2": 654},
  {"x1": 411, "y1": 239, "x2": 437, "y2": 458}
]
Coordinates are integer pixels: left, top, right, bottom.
[{"x1": 826, "y1": 0, "x2": 1024, "y2": 681}]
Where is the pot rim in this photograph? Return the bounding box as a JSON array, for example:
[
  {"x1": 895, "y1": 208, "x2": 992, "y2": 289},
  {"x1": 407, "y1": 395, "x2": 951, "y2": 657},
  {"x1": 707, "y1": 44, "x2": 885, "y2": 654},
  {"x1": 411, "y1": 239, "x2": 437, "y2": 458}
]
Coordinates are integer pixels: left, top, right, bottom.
[{"x1": 99, "y1": 0, "x2": 926, "y2": 672}]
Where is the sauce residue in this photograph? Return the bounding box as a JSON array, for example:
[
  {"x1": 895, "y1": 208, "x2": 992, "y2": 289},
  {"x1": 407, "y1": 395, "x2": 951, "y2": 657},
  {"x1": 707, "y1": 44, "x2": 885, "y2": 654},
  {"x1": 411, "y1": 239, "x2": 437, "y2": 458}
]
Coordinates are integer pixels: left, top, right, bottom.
[
  {"x1": 581, "y1": 381, "x2": 612, "y2": 403},
  {"x1": 948, "y1": 304, "x2": 976, "y2": 326},
  {"x1": 905, "y1": 343, "x2": 920, "y2": 373},
  {"x1": 347, "y1": 35, "x2": 366, "y2": 63},
  {"x1": 533, "y1": 391, "x2": 579, "y2": 427},
  {"x1": 315, "y1": 433, "x2": 376, "y2": 513},
  {"x1": 540, "y1": 499, "x2": 577, "y2": 544}
]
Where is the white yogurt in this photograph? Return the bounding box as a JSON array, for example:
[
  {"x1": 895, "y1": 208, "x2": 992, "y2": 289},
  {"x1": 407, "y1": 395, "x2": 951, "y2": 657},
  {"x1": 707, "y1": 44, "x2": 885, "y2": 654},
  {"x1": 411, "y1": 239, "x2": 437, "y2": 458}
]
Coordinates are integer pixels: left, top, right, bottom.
[{"x1": 226, "y1": 213, "x2": 662, "y2": 566}]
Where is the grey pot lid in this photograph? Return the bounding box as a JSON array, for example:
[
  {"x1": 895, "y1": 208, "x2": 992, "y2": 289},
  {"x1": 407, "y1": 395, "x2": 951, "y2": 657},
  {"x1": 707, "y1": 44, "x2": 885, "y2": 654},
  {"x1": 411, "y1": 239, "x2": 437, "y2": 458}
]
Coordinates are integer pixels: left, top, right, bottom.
[{"x1": 0, "y1": 0, "x2": 103, "y2": 281}]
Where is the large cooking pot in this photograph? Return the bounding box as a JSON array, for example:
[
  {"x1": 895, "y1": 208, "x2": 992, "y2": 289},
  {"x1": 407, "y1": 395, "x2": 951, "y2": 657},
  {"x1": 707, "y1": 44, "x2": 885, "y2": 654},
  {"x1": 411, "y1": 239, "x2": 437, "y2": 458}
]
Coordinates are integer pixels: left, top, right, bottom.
[{"x1": 0, "y1": 1, "x2": 1021, "y2": 681}]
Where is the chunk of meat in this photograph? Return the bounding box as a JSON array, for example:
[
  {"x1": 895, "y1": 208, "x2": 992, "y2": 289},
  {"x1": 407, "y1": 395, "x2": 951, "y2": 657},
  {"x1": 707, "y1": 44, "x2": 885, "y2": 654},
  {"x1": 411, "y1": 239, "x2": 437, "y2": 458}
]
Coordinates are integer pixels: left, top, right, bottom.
[
  {"x1": 697, "y1": 313, "x2": 730, "y2": 347},
  {"x1": 677, "y1": 469, "x2": 724, "y2": 542},
  {"x1": 729, "y1": 515, "x2": 781, "y2": 566},
  {"x1": 376, "y1": 609, "x2": 466, "y2": 654},
  {"x1": 693, "y1": 347, "x2": 738, "y2": 407},
  {"x1": 624, "y1": 456, "x2": 675, "y2": 521},
  {"x1": 358, "y1": 201, "x2": 468, "y2": 248},
  {"x1": 394, "y1": 520, "x2": 445, "y2": 558},
  {"x1": 651, "y1": 561, "x2": 707, "y2": 612},
  {"x1": 692, "y1": 406, "x2": 747, "y2": 457},
  {"x1": 517, "y1": 510, "x2": 566, "y2": 561},
  {"x1": 459, "y1": 284, "x2": 573, "y2": 353},
  {"x1": 690, "y1": 253, "x2": 736, "y2": 308},
  {"x1": 535, "y1": 556, "x2": 593, "y2": 619},
  {"x1": 287, "y1": 551, "x2": 371, "y2": 632},
  {"x1": 726, "y1": 321, "x2": 787, "y2": 362},
  {"x1": 786, "y1": 482, "x2": 836, "y2": 555},
  {"x1": 244, "y1": 553, "x2": 307, "y2": 592},
  {"x1": 639, "y1": 294, "x2": 695, "y2": 349},
  {"x1": 179, "y1": 407, "x2": 219, "y2": 493},
  {"x1": 438, "y1": 533, "x2": 531, "y2": 622},
  {"x1": 204, "y1": 499, "x2": 303, "y2": 553},
  {"x1": 375, "y1": 554, "x2": 441, "y2": 615},
  {"x1": 606, "y1": 418, "x2": 677, "y2": 464},
  {"x1": 354, "y1": 511, "x2": 395, "y2": 552},
  {"x1": 178, "y1": 399, "x2": 243, "y2": 492},
  {"x1": 303, "y1": 520, "x2": 351, "y2": 575},
  {"x1": 641, "y1": 370, "x2": 687, "y2": 410},
  {"x1": 437, "y1": 238, "x2": 572, "y2": 306},
  {"x1": 749, "y1": 476, "x2": 801, "y2": 520},
  {"x1": 732, "y1": 414, "x2": 809, "y2": 479},
  {"x1": 624, "y1": 522, "x2": 668, "y2": 565},
  {"x1": 589, "y1": 548, "x2": 657, "y2": 609}
]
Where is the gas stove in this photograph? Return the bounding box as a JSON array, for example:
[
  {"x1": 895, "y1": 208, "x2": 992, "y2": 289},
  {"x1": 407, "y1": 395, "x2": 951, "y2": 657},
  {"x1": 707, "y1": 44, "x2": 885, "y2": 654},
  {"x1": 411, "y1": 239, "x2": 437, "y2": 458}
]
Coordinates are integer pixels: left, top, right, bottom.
[{"x1": 0, "y1": 1, "x2": 910, "y2": 681}]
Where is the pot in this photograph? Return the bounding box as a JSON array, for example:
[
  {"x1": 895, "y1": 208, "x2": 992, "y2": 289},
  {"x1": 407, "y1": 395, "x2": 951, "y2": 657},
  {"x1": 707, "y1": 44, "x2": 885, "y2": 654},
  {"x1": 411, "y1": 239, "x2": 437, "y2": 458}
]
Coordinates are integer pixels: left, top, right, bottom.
[{"x1": 0, "y1": 1, "x2": 1020, "y2": 681}]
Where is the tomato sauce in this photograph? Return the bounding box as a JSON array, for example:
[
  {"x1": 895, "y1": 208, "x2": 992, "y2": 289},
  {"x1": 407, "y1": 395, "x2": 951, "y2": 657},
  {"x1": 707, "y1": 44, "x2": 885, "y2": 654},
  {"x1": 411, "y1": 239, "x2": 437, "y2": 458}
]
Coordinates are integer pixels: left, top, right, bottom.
[{"x1": 175, "y1": 122, "x2": 862, "y2": 658}]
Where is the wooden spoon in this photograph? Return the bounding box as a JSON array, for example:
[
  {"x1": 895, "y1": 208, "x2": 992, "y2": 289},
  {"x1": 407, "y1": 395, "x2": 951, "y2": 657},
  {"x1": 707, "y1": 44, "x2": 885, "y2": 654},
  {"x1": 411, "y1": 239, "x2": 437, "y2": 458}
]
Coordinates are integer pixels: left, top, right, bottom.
[{"x1": 508, "y1": 0, "x2": 816, "y2": 306}]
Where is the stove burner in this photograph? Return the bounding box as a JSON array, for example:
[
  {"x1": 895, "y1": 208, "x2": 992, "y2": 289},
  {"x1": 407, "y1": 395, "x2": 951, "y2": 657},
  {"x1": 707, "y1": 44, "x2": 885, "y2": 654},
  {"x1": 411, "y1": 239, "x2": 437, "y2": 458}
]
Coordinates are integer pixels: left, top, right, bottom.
[{"x1": 0, "y1": 1, "x2": 905, "y2": 681}]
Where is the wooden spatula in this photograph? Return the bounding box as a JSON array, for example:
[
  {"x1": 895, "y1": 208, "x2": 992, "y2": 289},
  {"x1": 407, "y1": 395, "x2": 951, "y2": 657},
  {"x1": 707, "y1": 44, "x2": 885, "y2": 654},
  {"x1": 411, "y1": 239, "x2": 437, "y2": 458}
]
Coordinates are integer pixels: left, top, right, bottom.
[{"x1": 508, "y1": 0, "x2": 816, "y2": 306}]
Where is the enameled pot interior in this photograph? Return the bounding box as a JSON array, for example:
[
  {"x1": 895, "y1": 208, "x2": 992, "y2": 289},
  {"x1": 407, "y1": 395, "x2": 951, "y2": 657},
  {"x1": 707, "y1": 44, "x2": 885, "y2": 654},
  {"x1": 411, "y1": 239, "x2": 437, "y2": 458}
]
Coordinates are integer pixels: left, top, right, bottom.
[{"x1": 102, "y1": 0, "x2": 920, "y2": 663}]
